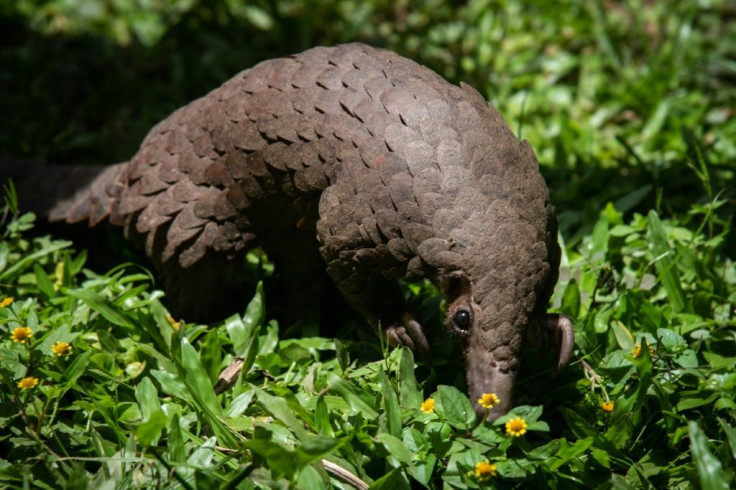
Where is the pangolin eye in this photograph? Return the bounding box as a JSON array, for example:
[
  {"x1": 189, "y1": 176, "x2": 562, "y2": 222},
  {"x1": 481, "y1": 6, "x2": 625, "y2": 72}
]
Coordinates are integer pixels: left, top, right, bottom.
[{"x1": 452, "y1": 309, "x2": 471, "y2": 333}]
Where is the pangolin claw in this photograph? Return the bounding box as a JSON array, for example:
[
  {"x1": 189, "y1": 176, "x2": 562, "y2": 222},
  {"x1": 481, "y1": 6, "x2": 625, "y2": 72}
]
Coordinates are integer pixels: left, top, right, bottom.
[
  {"x1": 547, "y1": 314, "x2": 574, "y2": 373},
  {"x1": 386, "y1": 315, "x2": 432, "y2": 365}
]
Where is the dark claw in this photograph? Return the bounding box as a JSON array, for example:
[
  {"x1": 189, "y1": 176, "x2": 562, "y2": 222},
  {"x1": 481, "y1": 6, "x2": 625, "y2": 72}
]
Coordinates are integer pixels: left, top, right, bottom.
[
  {"x1": 388, "y1": 326, "x2": 415, "y2": 351},
  {"x1": 385, "y1": 315, "x2": 432, "y2": 365},
  {"x1": 547, "y1": 314, "x2": 574, "y2": 373}
]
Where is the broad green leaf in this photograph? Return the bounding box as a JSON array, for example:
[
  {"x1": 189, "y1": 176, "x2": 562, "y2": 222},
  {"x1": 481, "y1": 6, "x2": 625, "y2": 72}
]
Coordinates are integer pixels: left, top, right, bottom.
[
  {"x1": 505, "y1": 405, "x2": 543, "y2": 423},
  {"x1": 244, "y1": 439, "x2": 297, "y2": 479},
  {"x1": 150, "y1": 370, "x2": 192, "y2": 403},
  {"x1": 188, "y1": 437, "x2": 218, "y2": 469},
  {"x1": 611, "y1": 320, "x2": 635, "y2": 351},
  {"x1": 295, "y1": 435, "x2": 344, "y2": 467},
  {"x1": 442, "y1": 450, "x2": 482, "y2": 487},
  {"x1": 200, "y1": 329, "x2": 223, "y2": 384},
  {"x1": 591, "y1": 448, "x2": 611, "y2": 469},
  {"x1": 499, "y1": 457, "x2": 534, "y2": 478},
  {"x1": 399, "y1": 348, "x2": 422, "y2": 409},
  {"x1": 634, "y1": 338, "x2": 653, "y2": 409},
  {"x1": 168, "y1": 415, "x2": 185, "y2": 463},
  {"x1": 33, "y1": 263, "x2": 56, "y2": 299},
  {"x1": 547, "y1": 437, "x2": 594, "y2": 471},
  {"x1": 657, "y1": 328, "x2": 686, "y2": 352},
  {"x1": 66, "y1": 464, "x2": 90, "y2": 488},
  {"x1": 225, "y1": 390, "x2": 256, "y2": 418},
  {"x1": 588, "y1": 213, "x2": 609, "y2": 264},
  {"x1": 688, "y1": 421, "x2": 729, "y2": 490},
  {"x1": 224, "y1": 313, "x2": 247, "y2": 355},
  {"x1": 240, "y1": 322, "x2": 262, "y2": 376},
  {"x1": 228, "y1": 282, "x2": 265, "y2": 356},
  {"x1": 376, "y1": 433, "x2": 413, "y2": 466},
  {"x1": 171, "y1": 336, "x2": 238, "y2": 448},
  {"x1": 257, "y1": 320, "x2": 280, "y2": 357},
  {"x1": 178, "y1": 337, "x2": 221, "y2": 416},
  {"x1": 369, "y1": 467, "x2": 410, "y2": 490},
  {"x1": 677, "y1": 392, "x2": 719, "y2": 411},
  {"x1": 296, "y1": 465, "x2": 324, "y2": 489},
  {"x1": 675, "y1": 350, "x2": 699, "y2": 368},
  {"x1": 560, "y1": 409, "x2": 598, "y2": 439},
  {"x1": 651, "y1": 379, "x2": 676, "y2": 433},
  {"x1": 703, "y1": 350, "x2": 736, "y2": 370},
  {"x1": 135, "y1": 377, "x2": 162, "y2": 421},
  {"x1": 326, "y1": 373, "x2": 379, "y2": 419},
  {"x1": 715, "y1": 397, "x2": 736, "y2": 411},
  {"x1": 335, "y1": 338, "x2": 349, "y2": 373},
  {"x1": 64, "y1": 350, "x2": 92, "y2": 385},
  {"x1": 314, "y1": 396, "x2": 334, "y2": 438},
  {"x1": 242, "y1": 282, "x2": 265, "y2": 339},
  {"x1": 594, "y1": 306, "x2": 613, "y2": 334},
  {"x1": 408, "y1": 454, "x2": 436, "y2": 486},
  {"x1": 560, "y1": 279, "x2": 581, "y2": 318},
  {"x1": 717, "y1": 418, "x2": 736, "y2": 462},
  {"x1": 402, "y1": 427, "x2": 427, "y2": 453},
  {"x1": 436, "y1": 385, "x2": 476, "y2": 430},
  {"x1": 136, "y1": 410, "x2": 167, "y2": 446},
  {"x1": 528, "y1": 439, "x2": 561, "y2": 460},
  {"x1": 256, "y1": 388, "x2": 308, "y2": 441},
  {"x1": 378, "y1": 367, "x2": 401, "y2": 437}
]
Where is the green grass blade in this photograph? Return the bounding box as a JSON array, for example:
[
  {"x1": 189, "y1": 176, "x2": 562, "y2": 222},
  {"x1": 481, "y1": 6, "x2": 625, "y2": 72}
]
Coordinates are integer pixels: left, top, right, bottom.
[
  {"x1": 647, "y1": 210, "x2": 686, "y2": 313},
  {"x1": 65, "y1": 288, "x2": 135, "y2": 328}
]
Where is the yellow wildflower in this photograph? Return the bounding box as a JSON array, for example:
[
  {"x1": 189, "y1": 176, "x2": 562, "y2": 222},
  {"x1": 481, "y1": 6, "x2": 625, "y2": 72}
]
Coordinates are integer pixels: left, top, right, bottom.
[
  {"x1": 601, "y1": 401, "x2": 614, "y2": 412},
  {"x1": 474, "y1": 460, "x2": 497, "y2": 481},
  {"x1": 632, "y1": 343, "x2": 642, "y2": 357},
  {"x1": 18, "y1": 377, "x2": 38, "y2": 390},
  {"x1": 51, "y1": 341, "x2": 73, "y2": 357},
  {"x1": 505, "y1": 416, "x2": 528, "y2": 437},
  {"x1": 166, "y1": 315, "x2": 181, "y2": 331},
  {"x1": 11, "y1": 327, "x2": 32, "y2": 344},
  {"x1": 0, "y1": 297, "x2": 13, "y2": 308},
  {"x1": 632, "y1": 343, "x2": 655, "y2": 358},
  {"x1": 478, "y1": 392, "x2": 500, "y2": 409},
  {"x1": 420, "y1": 397, "x2": 435, "y2": 414}
]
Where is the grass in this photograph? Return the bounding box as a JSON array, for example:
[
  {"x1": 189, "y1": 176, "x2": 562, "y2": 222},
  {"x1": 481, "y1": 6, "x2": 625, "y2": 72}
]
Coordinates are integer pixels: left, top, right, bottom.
[{"x1": 1, "y1": 0, "x2": 735, "y2": 488}]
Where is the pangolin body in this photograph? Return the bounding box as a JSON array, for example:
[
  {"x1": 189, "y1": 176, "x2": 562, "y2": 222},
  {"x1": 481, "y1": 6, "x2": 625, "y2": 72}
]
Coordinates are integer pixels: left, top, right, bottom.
[{"x1": 5, "y1": 44, "x2": 572, "y2": 419}]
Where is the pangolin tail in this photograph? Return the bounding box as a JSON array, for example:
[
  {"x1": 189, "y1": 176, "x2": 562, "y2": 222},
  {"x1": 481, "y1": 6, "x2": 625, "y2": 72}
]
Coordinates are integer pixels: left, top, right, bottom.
[{"x1": 0, "y1": 158, "x2": 127, "y2": 226}]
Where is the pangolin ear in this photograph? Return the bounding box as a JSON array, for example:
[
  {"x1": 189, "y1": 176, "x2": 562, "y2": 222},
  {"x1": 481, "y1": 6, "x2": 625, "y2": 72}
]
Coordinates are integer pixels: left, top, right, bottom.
[{"x1": 441, "y1": 271, "x2": 472, "y2": 300}]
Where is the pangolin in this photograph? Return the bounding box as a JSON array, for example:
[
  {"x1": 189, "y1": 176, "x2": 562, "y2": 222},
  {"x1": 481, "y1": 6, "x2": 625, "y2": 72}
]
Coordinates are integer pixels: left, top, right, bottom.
[{"x1": 2, "y1": 43, "x2": 573, "y2": 419}]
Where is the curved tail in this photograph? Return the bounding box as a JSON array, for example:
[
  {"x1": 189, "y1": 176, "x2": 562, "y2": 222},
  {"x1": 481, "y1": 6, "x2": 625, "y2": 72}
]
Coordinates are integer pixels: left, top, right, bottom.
[{"x1": 0, "y1": 158, "x2": 127, "y2": 226}]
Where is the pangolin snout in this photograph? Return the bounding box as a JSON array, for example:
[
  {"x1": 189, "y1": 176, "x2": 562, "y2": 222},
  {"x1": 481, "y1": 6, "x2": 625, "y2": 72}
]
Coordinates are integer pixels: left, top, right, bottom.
[{"x1": 465, "y1": 353, "x2": 516, "y2": 421}]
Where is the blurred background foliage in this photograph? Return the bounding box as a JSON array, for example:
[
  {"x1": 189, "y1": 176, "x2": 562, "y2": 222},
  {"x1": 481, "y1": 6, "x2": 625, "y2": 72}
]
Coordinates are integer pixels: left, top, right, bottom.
[{"x1": 1, "y1": 0, "x2": 734, "y2": 254}]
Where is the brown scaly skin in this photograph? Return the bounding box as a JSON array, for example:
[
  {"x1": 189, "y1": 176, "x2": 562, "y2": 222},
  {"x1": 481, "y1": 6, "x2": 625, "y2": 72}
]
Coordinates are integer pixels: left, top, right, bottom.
[{"x1": 3, "y1": 44, "x2": 573, "y2": 419}]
